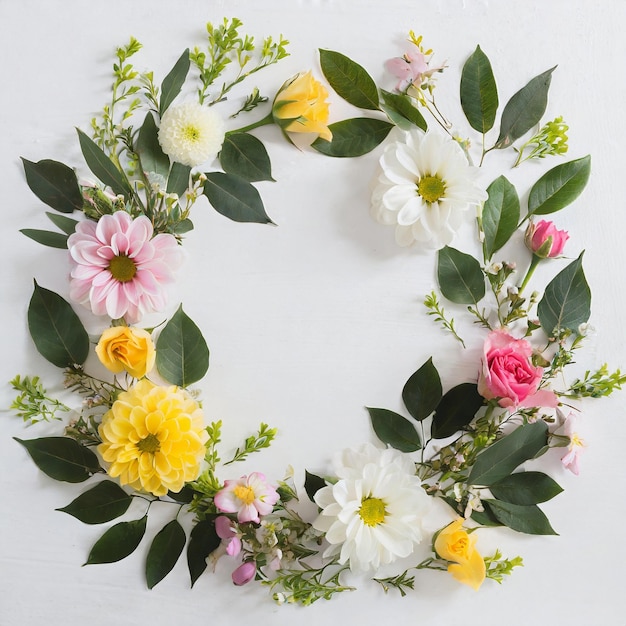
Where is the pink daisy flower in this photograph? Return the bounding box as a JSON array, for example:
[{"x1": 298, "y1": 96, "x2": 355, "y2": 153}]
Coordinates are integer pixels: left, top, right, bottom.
[
  {"x1": 68, "y1": 212, "x2": 183, "y2": 323},
  {"x1": 214, "y1": 473, "x2": 279, "y2": 524}
]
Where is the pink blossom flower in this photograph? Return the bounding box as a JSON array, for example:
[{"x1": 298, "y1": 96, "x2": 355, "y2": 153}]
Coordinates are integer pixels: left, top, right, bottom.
[
  {"x1": 524, "y1": 220, "x2": 569, "y2": 258},
  {"x1": 386, "y1": 49, "x2": 429, "y2": 90},
  {"x1": 214, "y1": 473, "x2": 279, "y2": 523},
  {"x1": 215, "y1": 516, "x2": 242, "y2": 557},
  {"x1": 232, "y1": 561, "x2": 256, "y2": 586},
  {"x1": 477, "y1": 329, "x2": 558, "y2": 409},
  {"x1": 67, "y1": 212, "x2": 183, "y2": 323},
  {"x1": 560, "y1": 412, "x2": 585, "y2": 475}
]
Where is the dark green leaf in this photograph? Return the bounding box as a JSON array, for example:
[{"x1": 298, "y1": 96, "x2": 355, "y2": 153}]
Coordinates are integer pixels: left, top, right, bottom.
[
  {"x1": 527, "y1": 155, "x2": 591, "y2": 216},
  {"x1": 468, "y1": 421, "x2": 548, "y2": 486},
  {"x1": 136, "y1": 112, "x2": 170, "y2": 178},
  {"x1": 220, "y1": 133, "x2": 274, "y2": 182},
  {"x1": 490, "y1": 471, "x2": 563, "y2": 505},
  {"x1": 85, "y1": 516, "x2": 147, "y2": 564},
  {"x1": 187, "y1": 518, "x2": 220, "y2": 587},
  {"x1": 312, "y1": 118, "x2": 393, "y2": 157},
  {"x1": 484, "y1": 499, "x2": 558, "y2": 535},
  {"x1": 156, "y1": 305, "x2": 209, "y2": 387},
  {"x1": 380, "y1": 90, "x2": 427, "y2": 131},
  {"x1": 537, "y1": 252, "x2": 591, "y2": 334},
  {"x1": 28, "y1": 281, "x2": 89, "y2": 367},
  {"x1": 203, "y1": 172, "x2": 273, "y2": 224},
  {"x1": 46, "y1": 211, "x2": 78, "y2": 235},
  {"x1": 494, "y1": 66, "x2": 556, "y2": 149},
  {"x1": 471, "y1": 502, "x2": 503, "y2": 527},
  {"x1": 166, "y1": 162, "x2": 191, "y2": 196},
  {"x1": 482, "y1": 176, "x2": 520, "y2": 259},
  {"x1": 21, "y1": 158, "x2": 83, "y2": 213},
  {"x1": 431, "y1": 383, "x2": 484, "y2": 439},
  {"x1": 77, "y1": 128, "x2": 130, "y2": 196},
  {"x1": 402, "y1": 357, "x2": 442, "y2": 422},
  {"x1": 366, "y1": 407, "x2": 421, "y2": 452},
  {"x1": 20, "y1": 229, "x2": 68, "y2": 249},
  {"x1": 319, "y1": 49, "x2": 379, "y2": 110},
  {"x1": 15, "y1": 436, "x2": 101, "y2": 483},
  {"x1": 437, "y1": 246, "x2": 485, "y2": 304},
  {"x1": 460, "y1": 45, "x2": 498, "y2": 133},
  {"x1": 304, "y1": 471, "x2": 326, "y2": 503},
  {"x1": 167, "y1": 484, "x2": 195, "y2": 504},
  {"x1": 160, "y1": 48, "x2": 190, "y2": 115},
  {"x1": 169, "y1": 218, "x2": 194, "y2": 235},
  {"x1": 57, "y1": 480, "x2": 132, "y2": 523},
  {"x1": 146, "y1": 520, "x2": 186, "y2": 589}
]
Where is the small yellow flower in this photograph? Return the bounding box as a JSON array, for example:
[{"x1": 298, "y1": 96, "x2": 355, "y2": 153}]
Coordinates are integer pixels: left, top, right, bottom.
[
  {"x1": 95, "y1": 326, "x2": 155, "y2": 379},
  {"x1": 272, "y1": 71, "x2": 332, "y2": 141},
  {"x1": 98, "y1": 380, "x2": 208, "y2": 496},
  {"x1": 434, "y1": 518, "x2": 486, "y2": 590}
]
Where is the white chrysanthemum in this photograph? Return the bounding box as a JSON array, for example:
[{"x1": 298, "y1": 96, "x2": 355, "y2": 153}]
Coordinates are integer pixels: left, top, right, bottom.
[
  {"x1": 371, "y1": 129, "x2": 487, "y2": 249},
  {"x1": 313, "y1": 443, "x2": 430, "y2": 572},
  {"x1": 158, "y1": 102, "x2": 225, "y2": 167}
]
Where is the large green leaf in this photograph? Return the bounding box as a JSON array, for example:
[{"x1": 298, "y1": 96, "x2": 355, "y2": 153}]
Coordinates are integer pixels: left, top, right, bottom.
[
  {"x1": 15, "y1": 436, "x2": 101, "y2": 483},
  {"x1": 366, "y1": 407, "x2": 421, "y2": 453},
  {"x1": 380, "y1": 90, "x2": 427, "y2": 131},
  {"x1": 187, "y1": 518, "x2": 220, "y2": 587},
  {"x1": 484, "y1": 499, "x2": 558, "y2": 535},
  {"x1": 490, "y1": 471, "x2": 563, "y2": 505},
  {"x1": 156, "y1": 305, "x2": 209, "y2": 387},
  {"x1": 146, "y1": 520, "x2": 186, "y2": 589},
  {"x1": 437, "y1": 247, "x2": 485, "y2": 304},
  {"x1": 57, "y1": 480, "x2": 132, "y2": 524},
  {"x1": 312, "y1": 118, "x2": 393, "y2": 157},
  {"x1": 319, "y1": 49, "x2": 379, "y2": 110},
  {"x1": 460, "y1": 45, "x2": 498, "y2": 134},
  {"x1": 20, "y1": 229, "x2": 68, "y2": 249},
  {"x1": 166, "y1": 162, "x2": 191, "y2": 197},
  {"x1": 28, "y1": 281, "x2": 89, "y2": 367},
  {"x1": 431, "y1": 383, "x2": 484, "y2": 439},
  {"x1": 304, "y1": 471, "x2": 326, "y2": 503},
  {"x1": 77, "y1": 128, "x2": 130, "y2": 196},
  {"x1": 21, "y1": 158, "x2": 83, "y2": 213},
  {"x1": 220, "y1": 133, "x2": 274, "y2": 182},
  {"x1": 482, "y1": 176, "x2": 520, "y2": 259},
  {"x1": 467, "y1": 421, "x2": 548, "y2": 486},
  {"x1": 402, "y1": 357, "x2": 442, "y2": 422},
  {"x1": 160, "y1": 48, "x2": 190, "y2": 115},
  {"x1": 45, "y1": 211, "x2": 78, "y2": 235},
  {"x1": 136, "y1": 112, "x2": 170, "y2": 178},
  {"x1": 537, "y1": 252, "x2": 591, "y2": 334},
  {"x1": 85, "y1": 516, "x2": 148, "y2": 564},
  {"x1": 527, "y1": 155, "x2": 591, "y2": 216}
]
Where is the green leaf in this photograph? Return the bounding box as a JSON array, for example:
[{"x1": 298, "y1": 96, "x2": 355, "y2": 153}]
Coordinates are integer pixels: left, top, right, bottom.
[
  {"x1": 136, "y1": 112, "x2": 170, "y2": 178},
  {"x1": 467, "y1": 421, "x2": 548, "y2": 486},
  {"x1": 166, "y1": 162, "x2": 191, "y2": 197},
  {"x1": 28, "y1": 281, "x2": 89, "y2": 367},
  {"x1": 490, "y1": 471, "x2": 563, "y2": 505},
  {"x1": 319, "y1": 49, "x2": 379, "y2": 110},
  {"x1": 402, "y1": 357, "x2": 442, "y2": 422},
  {"x1": 493, "y1": 66, "x2": 556, "y2": 149},
  {"x1": 312, "y1": 118, "x2": 393, "y2": 157},
  {"x1": 366, "y1": 407, "x2": 421, "y2": 453},
  {"x1": 77, "y1": 128, "x2": 130, "y2": 196},
  {"x1": 15, "y1": 436, "x2": 101, "y2": 483},
  {"x1": 85, "y1": 516, "x2": 147, "y2": 564},
  {"x1": 482, "y1": 176, "x2": 520, "y2": 259},
  {"x1": 460, "y1": 45, "x2": 498, "y2": 133},
  {"x1": 146, "y1": 520, "x2": 186, "y2": 589},
  {"x1": 537, "y1": 252, "x2": 591, "y2": 334},
  {"x1": 160, "y1": 48, "x2": 190, "y2": 115},
  {"x1": 167, "y1": 484, "x2": 195, "y2": 504},
  {"x1": 431, "y1": 383, "x2": 484, "y2": 439},
  {"x1": 304, "y1": 470, "x2": 326, "y2": 503},
  {"x1": 527, "y1": 155, "x2": 591, "y2": 216},
  {"x1": 21, "y1": 158, "x2": 83, "y2": 213},
  {"x1": 46, "y1": 211, "x2": 78, "y2": 235},
  {"x1": 187, "y1": 518, "x2": 220, "y2": 587},
  {"x1": 380, "y1": 90, "x2": 427, "y2": 131},
  {"x1": 203, "y1": 172, "x2": 273, "y2": 224},
  {"x1": 484, "y1": 499, "x2": 558, "y2": 535},
  {"x1": 220, "y1": 133, "x2": 274, "y2": 182},
  {"x1": 156, "y1": 305, "x2": 209, "y2": 387},
  {"x1": 437, "y1": 246, "x2": 485, "y2": 304},
  {"x1": 57, "y1": 480, "x2": 132, "y2": 524},
  {"x1": 20, "y1": 229, "x2": 68, "y2": 249},
  {"x1": 471, "y1": 502, "x2": 503, "y2": 527}
]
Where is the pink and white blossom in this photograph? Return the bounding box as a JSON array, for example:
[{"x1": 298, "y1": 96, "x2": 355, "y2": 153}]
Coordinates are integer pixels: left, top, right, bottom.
[
  {"x1": 214, "y1": 473, "x2": 279, "y2": 524},
  {"x1": 560, "y1": 412, "x2": 586, "y2": 475},
  {"x1": 215, "y1": 516, "x2": 242, "y2": 557},
  {"x1": 231, "y1": 561, "x2": 256, "y2": 586}
]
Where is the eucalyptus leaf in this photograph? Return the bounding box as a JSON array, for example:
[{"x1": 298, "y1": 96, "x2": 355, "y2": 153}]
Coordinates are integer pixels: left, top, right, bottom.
[
  {"x1": 402, "y1": 357, "x2": 442, "y2": 422},
  {"x1": 366, "y1": 407, "x2": 421, "y2": 453},
  {"x1": 431, "y1": 383, "x2": 484, "y2": 439},
  {"x1": 146, "y1": 520, "x2": 187, "y2": 589},
  {"x1": 460, "y1": 45, "x2": 498, "y2": 133},
  {"x1": 380, "y1": 90, "x2": 427, "y2": 131},
  {"x1": 166, "y1": 162, "x2": 191, "y2": 197},
  {"x1": 160, "y1": 48, "x2": 190, "y2": 115},
  {"x1": 46, "y1": 211, "x2": 78, "y2": 235},
  {"x1": 21, "y1": 158, "x2": 83, "y2": 213},
  {"x1": 20, "y1": 229, "x2": 68, "y2": 249},
  {"x1": 77, "y1": 129, "x2": 130, "y2": 196},
  {"x1": 482, "y1": 176, "x2": 520, "y2": 259},
  {"x1": 188, "y1": 518, "x2": 220, "y2": 587},
  {"x1": 312, "y1": 118, "x2": 393, "y2": 157},
  {"x1": 57, "y1": 480, "x2": 132, "y2": 524},
  {"x1": 220, "y1": 133, "x2": 274, "y2": 182},
  {"x1": 484, "y1": 499, "x2": 558, "y2": 535},
  {"x1": 490, "y1": 471, "x2": 563, "y2": 505},
  {"x1": 437, "y1": 246, "x2": 485, "y2": 304},
  {"x1": 136, "y1": 112, "x2": 170, "y2": 178},
  {"x1": 304, "y1": 470, "x2": 326, "y2": 503},
  {"x1": 85, "y1": 516, "x2": 148, "y2": 564}
]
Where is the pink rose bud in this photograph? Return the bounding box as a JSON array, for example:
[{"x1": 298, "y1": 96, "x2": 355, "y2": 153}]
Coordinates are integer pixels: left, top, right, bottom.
[
  {"x1": 232, "y1": 561, "x2": 257, "y2": 586},
  {"x1": 524, "y1": 220, "x2": 569, "y2": 258}
]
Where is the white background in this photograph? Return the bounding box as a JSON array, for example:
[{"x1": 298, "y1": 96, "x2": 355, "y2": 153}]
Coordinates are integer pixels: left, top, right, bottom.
[{"x1": 1, "y1": 1, "x2": 625, "y2": 624}]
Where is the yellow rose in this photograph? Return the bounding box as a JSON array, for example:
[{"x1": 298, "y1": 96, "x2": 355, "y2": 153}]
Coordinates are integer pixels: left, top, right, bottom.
[
  {"x1": 272, "y1": 71, "x2": 332, "y2": 141},
  {"x1": 434, "y1": 518, "x2": 486, "y2": 591},
  {"x1": 95, "y1": 326, "x2": 155, "y2": 379}
]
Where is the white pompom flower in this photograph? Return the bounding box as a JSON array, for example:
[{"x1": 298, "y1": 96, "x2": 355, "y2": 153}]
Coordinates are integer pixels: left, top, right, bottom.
[{"x1": 158, "y1": 102, "x2": 225, "y2": 167}]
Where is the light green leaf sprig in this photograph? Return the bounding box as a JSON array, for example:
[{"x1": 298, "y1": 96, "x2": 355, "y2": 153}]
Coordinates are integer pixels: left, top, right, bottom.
[
  {"x1": 10, "y1": 375, "x2": 70, "y2": 424},
  {"x1": 514, "y1": 116, "x2": 569, "y2": 167}
]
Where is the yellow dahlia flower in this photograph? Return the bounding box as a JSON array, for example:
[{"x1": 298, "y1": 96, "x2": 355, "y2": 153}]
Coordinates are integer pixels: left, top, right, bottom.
[{"x1": 98, "y1": 379, "x2": 208, "y2": 496}]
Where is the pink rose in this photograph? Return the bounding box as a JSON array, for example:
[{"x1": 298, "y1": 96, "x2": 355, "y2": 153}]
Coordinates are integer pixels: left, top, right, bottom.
[
  {"x1": 477, "y1": 329, "x2": 558, "y2": 409},
  {"x1": 524, "y1": 220, "x2": 569, "y2": 258}
]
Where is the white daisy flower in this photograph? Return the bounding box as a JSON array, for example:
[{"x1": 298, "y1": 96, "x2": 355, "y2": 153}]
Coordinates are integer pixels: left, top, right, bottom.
[
  {"x1": 371, "y1": 129, "x2": 487, "y2": 249},
  {"x1": 313, "y1": 443, "x2": 430, "y2": 572},
  {"x1": 158, "y1": 102, "x2": 225, "y2": 167}
]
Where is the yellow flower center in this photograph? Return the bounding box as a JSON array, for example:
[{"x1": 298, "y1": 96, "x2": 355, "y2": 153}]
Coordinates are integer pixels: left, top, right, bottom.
[
  {"x1": 109, "y1": 255, "x2": 137, "y2": 282},
  {"x1": 182, "y1": 124, "x2": 201, "y2": 143},
  {"x1": 571, "y1": 433, "x2": 584, "y2": 448},
  {"x1": 233, "y1": 484, "x2": 256, "y2": 505},
  {"x1": 137, "y1": 433, "x2": 160, "y2": 454},
  {"x1": 450, "y1": 536, "x2": 470, "y2": 559},
  {"x1": 359, "y1": 497, "x2": 386, "y2": 527},
  {"x1": 417, "y1": 175, "x2": 446, "y2": 203}
]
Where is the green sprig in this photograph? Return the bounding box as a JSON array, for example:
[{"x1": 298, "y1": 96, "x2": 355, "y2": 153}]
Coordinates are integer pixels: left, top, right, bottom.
[
  {"x1": 225, "y1": 423, "x2": 277, "y2": 465},
  {"x1": 514, "y1": 116, "x2": 568, "y2": 167},
  {"x1": 373, "y1": 569, "x2": 415, "y2": 596},
  {"x1": 424, "y1": 291, "x2": 466, "y2": 347},
  {"x1": 484, "y1": 550, "x2": 524, "y2": 583},
  {"x1": 10, "y1": 375, "x2": 70, "y2": 424},
  {"x1": 564, "y1": 364, "x2": 626, "y2": 398}
]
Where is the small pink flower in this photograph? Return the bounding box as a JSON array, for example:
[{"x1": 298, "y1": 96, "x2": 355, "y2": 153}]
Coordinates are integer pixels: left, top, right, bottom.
[
  {"x1": 232, "y1": 561, "x2": 256, "y2": 586},
  {"x1": 67, "y1": 212, "x2": 184, "y2": 323},
  {"x1": 215, "y1": 516, "x2": 242, "y2": 557},
  {"x1": 214, "y1": 473, "x2": 279, "y2": 524},
  {"x1": 524, "y1": 220, "x2": 569, "y2": 259},
  {"x1": 560, "y1": 413, "x2": 585, "y2": 475},
  {"x1": 386, "y1": 49, "x2": 429, "y2": 90},
  {"x1": 478, "y1": 329, "x2": 558, "y2": 409}
]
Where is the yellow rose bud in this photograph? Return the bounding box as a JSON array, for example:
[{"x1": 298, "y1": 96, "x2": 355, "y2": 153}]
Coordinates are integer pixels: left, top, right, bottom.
[
  {"x1": 434, "y1": 518, "x2": 486, "y2": 591},
  {"x1": 272, "y1": 71, "x2": 332, "y2": 141},
  {"x1": 95, "y1": 326, "x2": 155, "y2": 379}
]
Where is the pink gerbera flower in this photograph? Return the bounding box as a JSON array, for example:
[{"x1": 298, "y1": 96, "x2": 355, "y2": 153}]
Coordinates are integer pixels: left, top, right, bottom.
[
  {"x1": 67, "y1": 212, "x2": 183, "y2": 323},
  {"x1": 214, "y1": 473, "x2": 279, "y2": 523}
]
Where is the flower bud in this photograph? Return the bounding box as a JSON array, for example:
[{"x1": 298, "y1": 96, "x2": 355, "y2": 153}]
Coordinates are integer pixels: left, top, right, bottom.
[
  {"x1": 232, "y1": 561, "x2": 256, "y2": 586},
  {"x1": 524, "y1": 220, "x2": 569, "y2": 258}
]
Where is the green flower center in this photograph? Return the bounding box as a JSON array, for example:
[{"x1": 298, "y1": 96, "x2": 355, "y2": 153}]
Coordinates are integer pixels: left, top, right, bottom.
[
  {"x1": 137, "y1": 433, "x2": 160, "y2": 454},
  {"x1": 108, "y1": 255, "x2": 137, "y2": 282},
  {"x1": 417, "y1": 175, "x2": 446, "y2": 204},
  {"x1": 359, "y1": 497, "x2": 386, "y2": 527},
  {"x1": 182, "y1": 124, "x2": 201, "y2": 143}
]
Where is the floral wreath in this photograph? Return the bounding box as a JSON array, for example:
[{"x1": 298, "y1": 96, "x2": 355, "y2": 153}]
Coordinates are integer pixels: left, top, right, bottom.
[{"x1": 10, "y1": 18, "x2": 624, "y2": 605}]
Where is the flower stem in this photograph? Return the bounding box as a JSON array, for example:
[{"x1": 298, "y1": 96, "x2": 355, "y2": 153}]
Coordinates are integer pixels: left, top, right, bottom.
[
  {"x1": 227, "y1": 112, "x2": 275, "y2": 136},
  {"x1": 519, "y1": 255, "x2": 541, "y2": 294}
]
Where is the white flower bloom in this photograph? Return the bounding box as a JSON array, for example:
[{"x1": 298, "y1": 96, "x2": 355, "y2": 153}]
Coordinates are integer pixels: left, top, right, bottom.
[
  {"x1": 371, "y1": 129, "x2": 487, "y2": 249},
  {"x1": 313, "y1": 443, "x2": 430, "y2": 572},
  {"x1": 158, "y1": 102, "x2": 225, "y2": 167}
]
